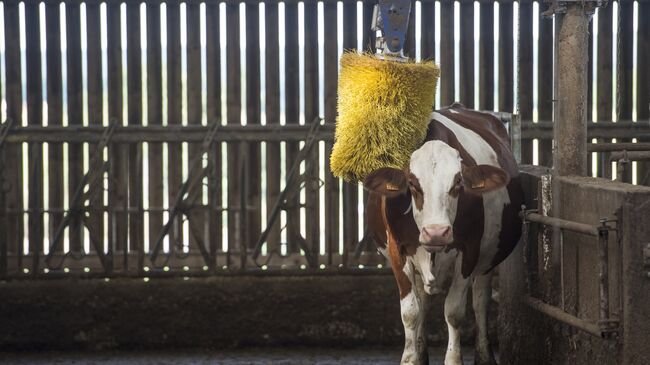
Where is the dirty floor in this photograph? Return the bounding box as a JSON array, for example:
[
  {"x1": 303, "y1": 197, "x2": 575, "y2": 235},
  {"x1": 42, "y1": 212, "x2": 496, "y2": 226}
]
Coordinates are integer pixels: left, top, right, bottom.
[{"x1": 0, "y1": 347, "x2": 479, "y2": 364}]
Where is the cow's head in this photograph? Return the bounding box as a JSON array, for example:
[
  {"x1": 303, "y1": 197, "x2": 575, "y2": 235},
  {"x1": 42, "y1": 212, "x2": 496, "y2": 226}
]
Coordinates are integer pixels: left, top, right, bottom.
[{"x1": 364, "y1": 140, "x2": 509, "y2": 252}]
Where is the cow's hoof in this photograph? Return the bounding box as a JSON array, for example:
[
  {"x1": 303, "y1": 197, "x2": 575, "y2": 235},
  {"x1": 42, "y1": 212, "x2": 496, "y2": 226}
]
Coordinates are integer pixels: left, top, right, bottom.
[
  {"x1": 400, "y1": 352, "x2": 428, "y2": 365},
  {"x1": 444, "y1": 350, "x2": 463, "y2": 365}
]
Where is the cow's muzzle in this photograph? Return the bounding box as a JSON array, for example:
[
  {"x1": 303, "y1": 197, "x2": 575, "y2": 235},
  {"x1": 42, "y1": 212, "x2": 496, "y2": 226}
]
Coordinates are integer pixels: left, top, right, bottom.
[{"x1": 419, "y1": 224, "x2": 453, "y2": 251}]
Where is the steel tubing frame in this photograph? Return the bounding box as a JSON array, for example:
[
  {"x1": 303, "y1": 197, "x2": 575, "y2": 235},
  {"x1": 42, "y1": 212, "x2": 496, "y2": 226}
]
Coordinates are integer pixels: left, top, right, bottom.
[{"x1": 520, "y1": 209, "x2": 619, "y2": 338}]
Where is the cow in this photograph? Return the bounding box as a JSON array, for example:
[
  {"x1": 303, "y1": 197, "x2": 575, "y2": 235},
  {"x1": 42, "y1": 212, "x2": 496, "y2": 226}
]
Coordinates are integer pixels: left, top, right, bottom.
[{"x1": 363, "y1": 104, "x2": 524, "y2": 365}]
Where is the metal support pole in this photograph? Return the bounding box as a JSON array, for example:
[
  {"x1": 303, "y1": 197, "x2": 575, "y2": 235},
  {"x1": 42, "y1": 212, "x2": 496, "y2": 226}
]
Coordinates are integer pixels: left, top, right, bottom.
[
  {"x1": 597, "y1": 219, "x2": 612, "y2": 334},
  {"x1": 552, "y1": 4, "x2": 594, "y2": 176}
]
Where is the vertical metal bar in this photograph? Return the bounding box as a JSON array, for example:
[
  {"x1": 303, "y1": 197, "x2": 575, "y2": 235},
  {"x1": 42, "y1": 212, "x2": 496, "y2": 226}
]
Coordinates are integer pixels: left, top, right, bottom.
[
  {"x1": 239, "y1": 142, "x2": 249, "y2": 271},
  {"x1": 511, "y1": 114, "x2": 522, "y2": 165},
  {"x1": 598, "y1": 221, "x2": 610, "y2": 323},
  {"x1": 616, "y1": 157, "x2": 629, "y2": 183}
]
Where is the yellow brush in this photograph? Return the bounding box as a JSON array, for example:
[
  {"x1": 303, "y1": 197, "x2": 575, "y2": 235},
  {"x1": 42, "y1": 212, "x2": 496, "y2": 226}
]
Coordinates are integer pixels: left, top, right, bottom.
[{"x1": 330, "y1": 52, "x2": 440, "y2": 182}]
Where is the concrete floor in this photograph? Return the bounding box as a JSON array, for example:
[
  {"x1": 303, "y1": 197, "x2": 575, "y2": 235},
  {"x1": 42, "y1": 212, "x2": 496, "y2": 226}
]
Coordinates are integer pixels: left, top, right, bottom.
[{"x1": 0, "y1": 347, "x2": 478, "y2": 365}]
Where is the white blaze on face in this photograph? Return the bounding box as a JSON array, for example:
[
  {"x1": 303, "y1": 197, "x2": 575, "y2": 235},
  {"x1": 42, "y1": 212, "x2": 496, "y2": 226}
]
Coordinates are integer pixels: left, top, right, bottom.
[{"x1": 409, "y1": 141, "x2": 462, "y2": 243}]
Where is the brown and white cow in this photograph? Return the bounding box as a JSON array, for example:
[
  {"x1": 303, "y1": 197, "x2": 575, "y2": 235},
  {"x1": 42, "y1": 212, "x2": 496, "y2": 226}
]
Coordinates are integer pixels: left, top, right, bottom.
[{"x1": 364, "y1": 104, "x2": 523, "y2": 365}]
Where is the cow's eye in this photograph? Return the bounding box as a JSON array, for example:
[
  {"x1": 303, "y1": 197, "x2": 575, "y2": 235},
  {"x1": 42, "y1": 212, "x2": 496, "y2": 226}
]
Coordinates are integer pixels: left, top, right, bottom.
[{"x1": 455, "y1": 176, "x2": 462, "y2": 186}]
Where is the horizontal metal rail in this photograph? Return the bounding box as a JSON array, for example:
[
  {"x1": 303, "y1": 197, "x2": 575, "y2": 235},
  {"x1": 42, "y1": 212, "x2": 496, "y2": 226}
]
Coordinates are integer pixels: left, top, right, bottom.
[
  {"x1": 3, "y1": 124, "x2": 336, "y2": 143},
  {"x1": 524, "y1": 296, "x2": 605, "y2": 338},
  {"x1": 1, "y1": 266, "x2": 394, "y2": 280},
  {"x1": 588, "y1": 142, "x2": 650, "y2": 152},
  {"x1": 610, "y1": 151, "x2": 650, "y2": 162},
  {"x1": 2, "y1": 120, "x2": 649, "y2": 143},
  {"x1": 521, "y1": 208, "x2": 619, "y2": 338},
  {"x1": 519, "y1": 211, "x2": 599, "y2": 236}
]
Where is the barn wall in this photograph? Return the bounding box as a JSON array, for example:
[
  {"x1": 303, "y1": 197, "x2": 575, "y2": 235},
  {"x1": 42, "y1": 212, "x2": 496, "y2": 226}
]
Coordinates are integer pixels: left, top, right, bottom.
[
  {"x1": 499, "y1": 167, "x2": 650, "y2": 365},
  {"x1": 0, "y1": 274, "x2": 496, "y2": 351}
]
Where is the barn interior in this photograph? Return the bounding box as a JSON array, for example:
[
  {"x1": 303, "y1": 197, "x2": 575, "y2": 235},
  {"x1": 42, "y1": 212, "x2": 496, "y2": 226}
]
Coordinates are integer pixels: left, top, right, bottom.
[{"x1": 0, "y1": 0, "x2": 649, "y2": 364}]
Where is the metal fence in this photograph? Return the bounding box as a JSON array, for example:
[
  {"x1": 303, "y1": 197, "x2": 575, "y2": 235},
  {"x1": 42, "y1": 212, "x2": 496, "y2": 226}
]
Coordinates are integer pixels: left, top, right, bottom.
[{"x1": 0, "y1": 0, "x2": 649, "y2": 279}]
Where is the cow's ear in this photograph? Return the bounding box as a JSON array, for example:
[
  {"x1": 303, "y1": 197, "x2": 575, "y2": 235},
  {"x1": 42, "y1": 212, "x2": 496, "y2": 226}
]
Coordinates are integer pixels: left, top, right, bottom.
[
  {"x1": 461, "y1": 164, "x2": 509, "y2": 194},
  {"x1": 363, "y1": 167, "x2": 408, "y2": 197}
]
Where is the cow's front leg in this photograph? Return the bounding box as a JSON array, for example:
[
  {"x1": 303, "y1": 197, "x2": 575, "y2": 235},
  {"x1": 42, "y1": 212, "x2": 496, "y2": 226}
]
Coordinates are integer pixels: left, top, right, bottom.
[
  {"x1": 472, "y1": 272, "x2": 496, "y2": 365},
  {"x1": 400, "y1": 262, "x2": 430, "y2": 365},
  {"x1": 444, "y1": 256, "x2": 471, "y2": 365},
  {"x1": 387, "y1": 238, "x2": 429, "y2": 365}
]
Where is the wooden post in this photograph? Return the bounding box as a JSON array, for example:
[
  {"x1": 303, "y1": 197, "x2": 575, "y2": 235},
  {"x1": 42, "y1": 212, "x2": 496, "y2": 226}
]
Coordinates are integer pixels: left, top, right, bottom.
[
  {"x1": 147, "y1": 1, "x2": 164, "y2": 259},
  {"x1": 127, "y1": 0, "x2": 143, "y2": 269},
  {"x1": 440, "y1": 0, "x2": 454, "y2": 106},
  {"x1": 187, "y1": 1, "x2": 204, "y2": 254},
  {"x1": 264, "y1": 2, "x2": 281, "y2": 257},
  {"x1": 226, "y1": 2, "x2": 241, "y2": 262},
  {"x1": 167, "y1": 2, "x2": 183, "y2": 258},
  {"x1": 519, "y1": 0, "x2": 533, "y2": 165},
  {"x1": 478, "y1": 2, "x2": 494, "y2": 111},
  {"x1": 26, "y1": 2, "x2": 44, "y2": 274},
  {"x1": 638, "y1": 1, "x2": 650, "y2": 185},
  {"x1": 86, "y1": 1, "x2": 105, "y2": 260},
  {"x1": 205, "y1": 1, "x2": 222, "y2": 267},
  {"x1": 596, "y1": 5, "x2": 613, "y2": 179},
  {"x1": 459, "y1": 0, "x2": 474, "y2": 108},
  {"x1": 66, "y1": 2, "x2": 84, "y2": 253},
  {"x1": 245, "y1": 2, "x2": 261, "y2": 251},
  {"x1": 45, "y1": 3, "x2": 64, "y2": 255},
  {"x1": 323, "y1": 2, "x2": 339, "y2": 266},
  {"x1": 552, "y1": 5, "x2": 594, "y2": 176},
  {"x1": 304, "y1": 1, "x2": 320, "y2": 266},
  {"x1": 498, "y1": 1, "x2": 513, "y2": 113},
  {"x1": 342, "y1": 0, "x2": 358, "y2": 266},
  {"x1": 4, "y1": 1, "x2": 24, "y2": 272}
]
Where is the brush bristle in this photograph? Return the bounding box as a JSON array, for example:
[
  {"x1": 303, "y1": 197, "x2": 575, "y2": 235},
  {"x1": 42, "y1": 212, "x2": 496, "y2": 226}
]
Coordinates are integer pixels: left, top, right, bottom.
[{"x1": 330, "y1": 52, "x2": 440, "y2": 182}]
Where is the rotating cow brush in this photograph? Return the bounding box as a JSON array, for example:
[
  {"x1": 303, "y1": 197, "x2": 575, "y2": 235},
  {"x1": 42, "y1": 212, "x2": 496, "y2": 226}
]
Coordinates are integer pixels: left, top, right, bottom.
[{"x1": 330, "y1": 1, "x2": 440, "y2": 182}]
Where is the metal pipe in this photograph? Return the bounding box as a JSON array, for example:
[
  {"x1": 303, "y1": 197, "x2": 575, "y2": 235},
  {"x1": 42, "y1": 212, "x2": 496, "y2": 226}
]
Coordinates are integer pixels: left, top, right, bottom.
[
  {"x1": 588, "y1": 142, "x2": 650, "y2": 152},
  {"x1": 519, "y1": 211, "x2": 599, "y2": 237},
  {"x1": 616, "y1": 157, "x2": 629, "y2": 183},
  {"x1": 598, "y1": 221, "x2": 610, "y2": 325},
  {"x1": 610, "y1": 151, "x2": 650, "y2": 162},
  {"x1": 524, "y1": 296, "x2": 604, "y2": 338}
]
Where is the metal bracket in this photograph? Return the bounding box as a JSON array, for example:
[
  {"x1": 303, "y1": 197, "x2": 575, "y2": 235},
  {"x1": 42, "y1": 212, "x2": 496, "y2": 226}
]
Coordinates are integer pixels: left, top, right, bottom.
[
  {"x1": 149, "y1": 121, "x2": 221, "y2": 267},
  {"x1": 251, "y1": 117, "x2": 323, "y2": 268},
  {"x1": 541, "y1": 0, "x2": 607, "y2": 17},
  {"x1": 44, "y1": 121, "x2": 118, "y2": 270},
  {"x1": 372, "y1": 0, "x2": 412, "y2": 60}
]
